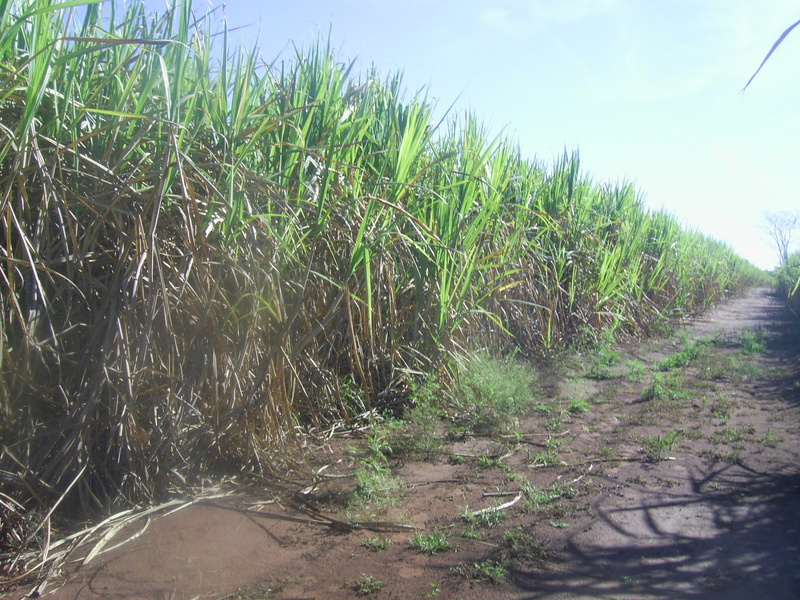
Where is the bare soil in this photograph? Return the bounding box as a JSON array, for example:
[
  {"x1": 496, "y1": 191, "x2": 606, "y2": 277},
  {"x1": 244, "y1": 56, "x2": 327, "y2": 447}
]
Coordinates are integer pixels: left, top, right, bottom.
[{"x1": 8, "y1": 287, "x2": 800, "y2": 600}]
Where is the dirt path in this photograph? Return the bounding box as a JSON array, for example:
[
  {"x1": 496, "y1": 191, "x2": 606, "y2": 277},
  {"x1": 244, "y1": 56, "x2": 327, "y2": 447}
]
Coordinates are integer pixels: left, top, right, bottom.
[{"x1": 12, "y1": 287, "x2": 800, "y2": 600}]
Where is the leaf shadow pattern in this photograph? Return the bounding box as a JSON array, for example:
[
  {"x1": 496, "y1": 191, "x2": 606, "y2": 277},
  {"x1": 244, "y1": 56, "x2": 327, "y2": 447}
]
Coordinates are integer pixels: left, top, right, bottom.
[{"x1": 509, "y1": 464, "x2": 800, "y2": 599}]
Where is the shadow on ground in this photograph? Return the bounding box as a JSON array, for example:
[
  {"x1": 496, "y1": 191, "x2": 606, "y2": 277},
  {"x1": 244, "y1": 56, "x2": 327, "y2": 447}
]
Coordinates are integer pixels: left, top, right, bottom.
[
  {"x1": 511, "y1": 435, "x2": 800, "y2": 600},
  {"x1": 508, "y1": 288, "x2": 800, "y2": 599}
]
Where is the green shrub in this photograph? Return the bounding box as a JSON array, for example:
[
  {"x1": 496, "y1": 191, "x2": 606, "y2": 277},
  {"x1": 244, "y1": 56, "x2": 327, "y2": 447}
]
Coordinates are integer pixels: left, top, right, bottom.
[
  {"x1": 410, "y1": 530, "x2": 451, "y2": 555},
  {"x1": 737, "y1": 329, "x2": 767, "y2": 355},
  {"x1": 658, "y1": 339, "x2": 708, "y2": 370},
  {"x1": 452, "y1": 353, "x2": 538, "y2": 433},
  {"x1": 643, "y1": 430, "x2": 683, "y2": 462}
]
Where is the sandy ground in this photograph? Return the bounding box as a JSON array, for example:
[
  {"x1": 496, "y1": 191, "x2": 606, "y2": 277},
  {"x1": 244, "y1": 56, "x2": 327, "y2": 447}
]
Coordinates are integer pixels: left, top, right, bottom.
[{"x1": 7, "y1": 287, "x2": 800, "y2": 600}]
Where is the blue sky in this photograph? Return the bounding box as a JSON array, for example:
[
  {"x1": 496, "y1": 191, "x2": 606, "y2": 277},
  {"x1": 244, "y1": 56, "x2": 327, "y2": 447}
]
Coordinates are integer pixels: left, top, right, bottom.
[{"x1": 174, "y1": 0, "x2": 799, "y2": 269}]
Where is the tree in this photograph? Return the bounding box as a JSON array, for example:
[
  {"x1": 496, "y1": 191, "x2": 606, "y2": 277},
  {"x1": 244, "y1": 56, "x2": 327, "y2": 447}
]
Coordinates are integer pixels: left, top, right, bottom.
[{"x1": 763, "y1": 211, "x2": 799, "y2": 268}]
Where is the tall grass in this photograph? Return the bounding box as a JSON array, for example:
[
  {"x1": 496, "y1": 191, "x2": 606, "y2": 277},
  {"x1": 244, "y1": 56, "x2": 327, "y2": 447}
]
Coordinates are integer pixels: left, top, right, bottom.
[
  {"x1": 775, "y1": 251, "x2": 800, "y2": 313},
  {"x1": 0, "y1": 0, "x2": 765, "y2": 581}
]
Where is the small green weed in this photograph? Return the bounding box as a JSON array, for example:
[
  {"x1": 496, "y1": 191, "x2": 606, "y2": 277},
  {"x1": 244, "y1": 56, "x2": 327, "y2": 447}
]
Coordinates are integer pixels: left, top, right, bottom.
[
  {"x1": 727, "y1": 355, "x2": 765, "y2": 383},
  {"x1": 642, "y1": 373, "x2": 686, "y2": 403},
  {"x1": 588, "y1": 364, "x2": 615, "y2": 380},
  {"x1": 723, "y1": 427, "x2": 749, "y2": 444},
  {"x1": 695, "y1": 351, "x2": 764, "y2": 383},
  {"x1": 695, "y1": 353, "x2": 730, "y2": 381},
  {"x1": 476, "y1": 453, "x2": 498, "y2": 469},
  {"x1": 709, "y1": 425, "x2": 755, "y2": 447},
  {"x1": 521, "y1": 481, "x2": 576, "y2": 512},
  {"x1": 510, "y1": 430, "x2": 525, "y2": 443},
  {"x1": 649, "y1": 316, "x2": 674, "y2": 337},
  {"x1": 587, "y1": 343, "x2": 620, "y2": 380},
  {"x1": 360, "y1": 536, "x2": 392, "y2": 551},
  {"x1": 713, "y1": 410, "x2": 730, "y2": 424},
  {"x1": 410, "y1": 530, "x2": 451, "y2": 555},
  {"x1": 426, "y1": 582, "x2": 442, "y2": 597},
  {"x1": 365, "y1": 420, "x2": 400, "y2": 460},
  {"x1": 353, "y1": 574, "x2": 383, "y2": 596},
  {"x1": 476, "y1": 453, "x2": 493, "y2": 469},
  {"x1": 453, "y1": 352, "x2": 538, "y2": 434},
  {"x1": 545, "y1": 416, "x2": 564, "y2": 433},
  {"x1": 658, "y1": 339, "x2": 707, "y2": 370},
  {"x1": 624, "y1": 359, "x2": 647, "y2": 382},
  {"x1": 460, "y1": 526, "x2": 485, "y2": 540},
  {"x1": 529, "y1": 447, "x2": 563, "y2": 467},
  {"x1": 449, "y1": 454, "x2": 468, "y2": 465},
  {"x1": 738, "y1": 328, "x2": 768, "y2": 354},
  {"x1": 643, "y1": 430, "x2": 683, "y2": 462},
  {"x1": 545, "y1": 433, "x2": 565, "y2": 451},
  {"x1": 463, "y1": 507, "x2": 506, "y2": 529},
  {"x1": 454, "y1": 561, "x2": 507, "y2": 583},
  {"x1": 642, "y1": 374, "x2": 669, "y2": 401},
  {"x1": 761, "y1": 429, "x2": 779, "y2": 447},
  {"x1": 711, "y1": 398, "x2": 731, "y2": 424},
  {"x1": 528, "y1": 435, "x2": 565, "y2": 467},
  {"x1": 364, "y1": 377, "x2": 445, "y2": 462},
  {"x1": 597, "y1": 446, "x2": 617, "y2": 460},
  {"x1": 353, "y1": 459, "x2": 402, "y2": 506},
  {"x1": 502, "y1": 527, "x2": 551, "y2": 561},
  {"x1": 567, "y1": 398, "x2": 590, "y2": 414}
]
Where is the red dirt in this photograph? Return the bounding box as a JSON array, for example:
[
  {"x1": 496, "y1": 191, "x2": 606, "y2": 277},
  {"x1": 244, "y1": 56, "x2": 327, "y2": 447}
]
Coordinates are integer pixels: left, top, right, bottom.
[{"x1": 7, "y1": 287, "x2": 800, "y2": 600}]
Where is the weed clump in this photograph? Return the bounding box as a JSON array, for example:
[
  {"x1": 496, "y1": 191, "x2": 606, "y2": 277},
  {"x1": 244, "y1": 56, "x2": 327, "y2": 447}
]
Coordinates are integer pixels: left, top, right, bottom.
[
  {"x1": 643, "y1": 430, "x2": 683, "y2": 462},
  {"x1": 353, "y1": 459, "x2": 403, "y2": 506},
  {"x1": 658, "y1": 337, "x2": 711, "y2": 370},
  {"x1": 352, "y1": 574, "x2": 383, "y2": 596},
  {"x1": 502, "y1": 527, "x2": 552, "y2": 562},
  {"x1": 364, "y1": 375, "x2": 446, "y2": 462},
  {"x1": 567, "y1": 398, "x2": 590, "y2": 414},
  {"x1": 463, "y1": 507, "x2": 507, "y2": 529},
  {"x1": 520, "y1": 481, "x2": 576, "y2": 512},
  {"x1": 624, "y1": 359, "x2": 647, "y2": 381},
  {"x1": 410, "y1": 530, "x2": 451, "y2": 555},
  {"x1": 737, "y1": 328, "x2": 768, "y2": 354},
  {"x1": 642, "y1": 373, "x2": 688, "y2": 403},
  {"x1": 453, "y1": 560, "x2": 507, "y2": 583},
  {"x1": 577, "y1": 329, "x2": 622, "y2": 380},
  {"x1": 452, "y1": 353, "x2": 538, "y2": 433},
  {"x1": 360, "y1": 536, "x2": 393, "y2": 551}
]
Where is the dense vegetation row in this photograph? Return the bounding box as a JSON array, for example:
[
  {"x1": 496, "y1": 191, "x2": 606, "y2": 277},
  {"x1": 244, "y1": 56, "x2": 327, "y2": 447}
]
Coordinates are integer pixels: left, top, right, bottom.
[
  {"x1": 775, "y1": 252, "x2": 800, "y2": 313},
  {"x1": 0, "y1": 0, "x2": 763, "y2": 556}
]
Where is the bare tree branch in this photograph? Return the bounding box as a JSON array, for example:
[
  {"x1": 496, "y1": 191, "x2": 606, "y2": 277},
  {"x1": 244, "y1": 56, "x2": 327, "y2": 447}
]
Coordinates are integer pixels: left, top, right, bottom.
[{"x1": 763, "y1": 211, "x2": 800, "y2": 268}]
